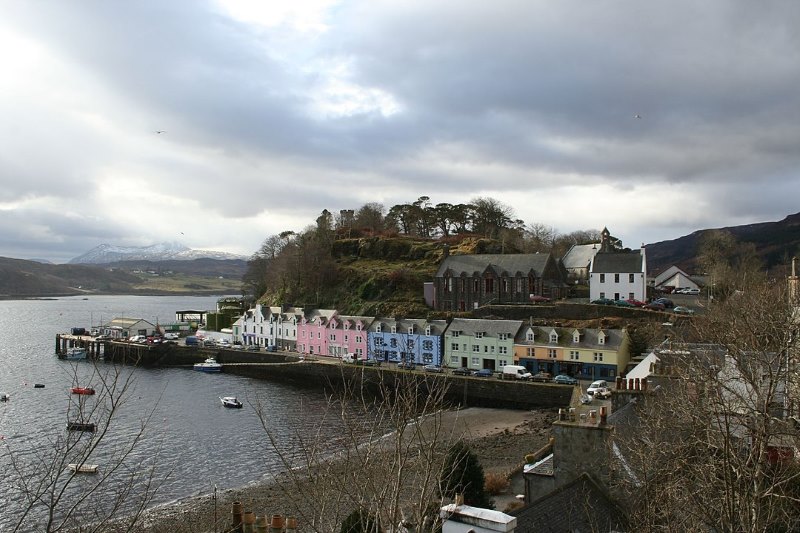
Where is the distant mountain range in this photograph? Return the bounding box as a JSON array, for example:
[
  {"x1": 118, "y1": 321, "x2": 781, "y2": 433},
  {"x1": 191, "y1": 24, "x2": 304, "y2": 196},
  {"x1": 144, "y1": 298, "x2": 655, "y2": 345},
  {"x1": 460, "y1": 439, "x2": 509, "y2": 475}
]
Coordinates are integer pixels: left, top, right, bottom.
[
  {"x1": 69, "y1": 242, "x2": 248, "y2": 264},
  {"x1": 645, "y1": 212, "x2": 800, "y2": 275}
]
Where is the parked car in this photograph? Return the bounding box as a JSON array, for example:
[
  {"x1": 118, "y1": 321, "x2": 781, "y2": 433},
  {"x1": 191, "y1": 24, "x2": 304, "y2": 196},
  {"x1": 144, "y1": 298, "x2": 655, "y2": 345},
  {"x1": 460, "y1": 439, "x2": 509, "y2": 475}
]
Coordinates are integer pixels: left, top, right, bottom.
[
  {"x1": 531, "y1": 371, "x2": 552, "y2": 382},
  {"x1": 644, "y1": 302, "x2": 666, "y2": 311},
  {"x1": 625, "y1": 298, "x2": 646, "y2": 307},
  {"x1": 472, "y1": 369, "x2": 494, "y2": 378},
  {"x1": 593, "y1": 386, "x2": 612, "y2": 399},
  {"x1": 591, "y1": 298, "x2": 614, "y2": 305},
  {"x1": 553, "y1": 374, "x2": 578, "y2": 385},
  {"x1": 587, "y1": 380, "x2": 609, "y2": 395},
  {"x1": 655, "y1": 298, "x2": 675, "y2": 309},
  {"x1": 673, "y1": 306, "x2": 695, "y2": 315},
  {"x1": 164, "y1": 332, "x2": 180, "y2": 340},
  {"x1": 397, "y1": 361, "x2": 416, "y2": 370},
  {"x1": 529, "y1": 295, "x2": 551, "y2": 303},
  {"x1": 356, "y1": 358, "x2": 381, "y2": 367},
  {"x1": 613, "y1": 299, "x2": 635, "y2": 307},
  {"x1": 246, "y1": 345, "x2": 260, "y2": 351},
  {"x1": 451, "y1": 367, "x2": 472, "y2": 376},
  {"x1": 424, "y1": 364, "x2": 445, "y2": 373},
  {"x1": 683, "y1": 288, "x2": 701, "y2": 295}
]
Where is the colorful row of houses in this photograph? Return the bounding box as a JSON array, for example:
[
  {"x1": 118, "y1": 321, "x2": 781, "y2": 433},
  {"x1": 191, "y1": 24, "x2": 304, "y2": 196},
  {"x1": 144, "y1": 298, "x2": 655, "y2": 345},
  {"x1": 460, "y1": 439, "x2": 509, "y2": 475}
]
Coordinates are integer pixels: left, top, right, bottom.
[{"x1": 233, "y1": 305, "x2": 630, "y2": 381}]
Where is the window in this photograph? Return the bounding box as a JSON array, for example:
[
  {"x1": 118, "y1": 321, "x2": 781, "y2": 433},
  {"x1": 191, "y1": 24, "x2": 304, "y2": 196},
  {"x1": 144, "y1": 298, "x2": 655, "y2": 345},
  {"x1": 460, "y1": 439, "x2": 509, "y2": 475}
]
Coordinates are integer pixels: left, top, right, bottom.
[
  {"x1": 451, "y1": 342, "x2": 460, "y2": 351},
  {"x1": 600, "y1": 274, "x2": 605, "y2": 283},
  {"x1": 499, "y1": 360, "x2": 507, "y2": 367},
  {"x1": 498, "y1": 333, "x2": 508, "y2": 340},
  {"x1": 485, "y1": 278, "x2": 494, "y2": 293},
  {"x1": 526, "y1": 331, "x2": 534, "y2": 341},
  {"x1": 344, "y1": 334, "x2": 349, "y2": 342},
  {"x1": 425, "y1": 326, "x2": 431, "y2": 336},
  {"x1": 629, "y1": 293, "x2": 634, "y2": 300},
  {"x1": 423, "y1": 353, "x2": 433, "y2": 364},
  {"x1": 570, "y1": 350, "x2": 580, "y2": 360},
  {"x1": 598, "y1": 334, "x2": 605, "y2": 345},
  {"x1": 472, "y1": 344, "x2": 480, "y2": 352},
  {"x1": 356, "y1": 348, "x2": 363, "y2": 356},
  {"x1": 390, "y1": 338, "x2": 397, "y2": 348},
  {"x1": 451, "y1": 356, "x2": 459, "y2": 363},
  {"x1": 473, "y1": 279, "x2": 479, "y2": 292},
  {"x1": 356, "y1": 324, "x2": 362, "y2": 331},
  {"x1": 548, "y1": 349, "x2": 557, "y2": 358},
  {"x1": 422, "y1": 340, "x2": 433, "y2": 350},
  {"x1": 408, "y1": 340, "x2": 415, "y2": 349},
  {"x1": 329, "y1": 334, "x2": 335, "y2": 341},
  {"x1": 499, "y1": 346, "x2": 507, "y2": 354},
  {"x1": 502, "y1": 279, "x2": 510, "y2": 293},
  {"x1": 549, "y1": 332, "x2": 558, "y2": 343},
  {"x1": 572, "y1": 332, "x2": 580, "y2": 343},
  {"x1": 629, "y1": 273, "x2": 635, "y2": 283},
  {"x1": 356, "y1": 335, "x2": 362, "y2": 343},
  {"x1": 446, "y1": 277, "x2": 453, "y2": 293},
  {"x1": 475, "y1": 332, "x2": 484, "y2": 339},
  {"x1": 614, "y1": 274, "x2": 620, "y2": 283},
  {"x1": 374, "y1": 338, "x2": 383, "y2": 346},
  {"x1": 471, "y1": 357, "x2": 479, "y2": 365},
  {"x1": 594, "y1": 352, "x2": 604, "y2": 362},
  {"x1": 391, "y1": 326, "x2": 397, "y2": 334},
  {"x1": 376, "y1": 324, "x2": 382, "y2": 333},
  {"x1": 451, "y1": 331, "x2": 460, "y2": 338}
]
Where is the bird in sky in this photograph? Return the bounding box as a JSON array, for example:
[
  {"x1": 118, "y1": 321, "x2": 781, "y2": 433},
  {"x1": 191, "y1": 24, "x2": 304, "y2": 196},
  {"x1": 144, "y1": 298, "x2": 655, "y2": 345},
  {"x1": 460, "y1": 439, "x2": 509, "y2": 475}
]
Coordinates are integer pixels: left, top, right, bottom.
[
  {"x1": 634, "y1": 114, "x2": 642, "y2": 119},
  {"x1": 155, "y1": 130, "x2": 165, "y2": 134}
]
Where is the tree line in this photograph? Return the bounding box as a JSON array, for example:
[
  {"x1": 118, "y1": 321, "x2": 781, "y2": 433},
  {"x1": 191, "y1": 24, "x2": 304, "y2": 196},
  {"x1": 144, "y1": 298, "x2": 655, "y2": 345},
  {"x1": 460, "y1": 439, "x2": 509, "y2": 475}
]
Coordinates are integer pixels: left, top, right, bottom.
[{"x1": 242, "y1": 195, "x2": 603, "y2": 301}]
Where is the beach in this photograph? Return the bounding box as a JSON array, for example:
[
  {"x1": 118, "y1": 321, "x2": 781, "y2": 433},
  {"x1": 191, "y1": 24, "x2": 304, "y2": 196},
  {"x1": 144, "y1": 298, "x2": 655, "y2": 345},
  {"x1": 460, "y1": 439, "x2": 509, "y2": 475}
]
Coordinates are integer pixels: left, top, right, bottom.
[{"x1": 127, "y1": 406, "x2": 556, "y2": 532}]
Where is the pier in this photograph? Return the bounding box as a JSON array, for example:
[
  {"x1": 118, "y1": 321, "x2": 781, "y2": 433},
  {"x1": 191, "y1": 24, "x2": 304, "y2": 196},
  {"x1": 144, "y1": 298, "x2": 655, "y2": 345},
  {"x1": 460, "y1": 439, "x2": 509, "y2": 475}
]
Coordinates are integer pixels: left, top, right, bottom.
[{"x1": 55, "y1": 334, "x2": 107, "y2": 359}]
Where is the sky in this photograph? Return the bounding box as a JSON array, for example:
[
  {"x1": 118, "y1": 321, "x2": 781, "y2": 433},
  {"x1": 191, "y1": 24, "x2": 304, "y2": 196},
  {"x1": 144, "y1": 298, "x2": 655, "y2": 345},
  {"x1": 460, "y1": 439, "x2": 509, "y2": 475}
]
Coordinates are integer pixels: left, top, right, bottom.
[{"x1": 1, "y1": 1, "x2": 799, "y2": 263}]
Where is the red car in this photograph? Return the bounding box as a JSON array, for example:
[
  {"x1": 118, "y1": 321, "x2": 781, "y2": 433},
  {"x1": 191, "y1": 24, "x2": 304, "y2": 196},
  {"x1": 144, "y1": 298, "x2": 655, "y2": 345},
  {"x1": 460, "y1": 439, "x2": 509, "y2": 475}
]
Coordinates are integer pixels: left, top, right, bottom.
[
  {"x1": 626, "y1": 298, "x2": 646, "y2": 307},
  {"x1": 644, "y1": 302, "x2": 665, "y2": 311}
]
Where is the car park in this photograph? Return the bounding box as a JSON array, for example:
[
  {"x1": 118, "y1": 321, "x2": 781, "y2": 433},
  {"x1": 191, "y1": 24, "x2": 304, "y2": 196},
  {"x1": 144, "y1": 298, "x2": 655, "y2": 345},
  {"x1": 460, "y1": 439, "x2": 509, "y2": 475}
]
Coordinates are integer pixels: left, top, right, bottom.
[
  {"x1": 655, "y1": 298, "x2": 675, "y2": 309},
  {"x1": 531, "y1": 371, "x2": 552, "y2": 382},
  {"x1": 452, "y1": 367, "x2": 472, "y2": 376},
  {"x1": 673, "y1": 306, "x2": 695, "y2": 315},
  {"x1": 591, "y1": 298, "x2": 614, "y2": 305},
  {"x1": 472, "y1": 369, "x2": 494, "y2": 378},
  {"x1": 587, "y1": 380, "x2": 608, "y2": 395},
  {"x1": 423, "y1": 364, "x2": 444, "y2": 373},
  {"x1": 553, "y1": 374, "x2": 578, "y2": 385}
]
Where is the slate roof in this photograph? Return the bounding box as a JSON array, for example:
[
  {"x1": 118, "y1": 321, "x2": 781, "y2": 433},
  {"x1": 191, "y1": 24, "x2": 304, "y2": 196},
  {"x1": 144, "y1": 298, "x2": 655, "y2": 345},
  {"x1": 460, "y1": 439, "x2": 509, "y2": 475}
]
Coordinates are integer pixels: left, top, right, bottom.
[
  {"x1": 367, "y1": 318, "x2": 448, "y2": 335},
  {"x1": 591, "y1": 251, "x2": 644, "y2": 274},
  {"x1": 511, "y1": 473, "x2": 627, "y2": 532},
  {"x1": 435, "y1": 253, "x2": 553, "y2": 278},
  {"x1": 562, "y1": 244, "x2": 600, "y2": 270},
  {"x1": 524, "y1": 453, "x2": 554, "y2": 476},
  {"x1": 515, "y1": 327, "x2": 626, "y2": 351},
  {"x1": 447, "y1": 318, "x2": 524, "y2": 337}
]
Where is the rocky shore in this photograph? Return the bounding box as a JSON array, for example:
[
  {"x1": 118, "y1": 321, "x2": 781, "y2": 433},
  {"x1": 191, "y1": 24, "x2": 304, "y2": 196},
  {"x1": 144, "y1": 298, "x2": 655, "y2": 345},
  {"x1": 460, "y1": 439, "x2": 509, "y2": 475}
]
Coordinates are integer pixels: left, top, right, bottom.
[{"x1": 126, "y1": 407, "x2": 556, "y2": 532}]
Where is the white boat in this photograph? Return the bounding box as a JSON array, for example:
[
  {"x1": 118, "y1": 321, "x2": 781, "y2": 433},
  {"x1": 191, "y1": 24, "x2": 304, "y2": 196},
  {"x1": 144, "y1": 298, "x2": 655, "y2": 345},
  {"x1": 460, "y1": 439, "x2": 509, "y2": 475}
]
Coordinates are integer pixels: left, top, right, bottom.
[
  {"x1": 67, "y1": 463, "x2": 99, "y2": 474},
  {"x1": 193, "y1": 358, "x2": 222, "y2": 373},
  {"x1": 220, "y1": 396, "x2": 243, "y2": 408},
  {"x1": 59, "y1": 347, "x2": 87, "y2": 360}
]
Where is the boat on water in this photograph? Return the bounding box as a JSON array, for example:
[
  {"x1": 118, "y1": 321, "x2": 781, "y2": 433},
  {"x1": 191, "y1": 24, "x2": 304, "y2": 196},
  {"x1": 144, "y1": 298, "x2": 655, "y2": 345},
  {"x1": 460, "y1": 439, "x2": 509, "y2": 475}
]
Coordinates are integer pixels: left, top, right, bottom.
[
  {"x1": 193, "y1": 358, "x2": 223, "y2": 373},
  {"x1": 66, "y1": 422, "x2": 96, "y2": 432},
  {"x1": 0, "y1": 393, "x2": 9, "y2": 402},
  {"x1": 59, "y1": 347, "x2": 87, "y2": 360},
  {"x1": 71, "y1": 387, "x2": 96, "y2": 395},
  {"x1": 220, "y1": 396, "x2": 243, "y2": 408},
  {"x1": 67, "y1": 463, "x2": 99, "y2": 474}
]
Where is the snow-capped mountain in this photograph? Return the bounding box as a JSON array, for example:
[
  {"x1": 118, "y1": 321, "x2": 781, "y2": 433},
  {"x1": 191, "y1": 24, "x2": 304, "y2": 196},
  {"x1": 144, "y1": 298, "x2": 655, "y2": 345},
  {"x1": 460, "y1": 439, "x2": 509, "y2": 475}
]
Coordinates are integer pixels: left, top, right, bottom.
[{"x1": 68, "y1": 242, "x2": 247, "y2": 264}]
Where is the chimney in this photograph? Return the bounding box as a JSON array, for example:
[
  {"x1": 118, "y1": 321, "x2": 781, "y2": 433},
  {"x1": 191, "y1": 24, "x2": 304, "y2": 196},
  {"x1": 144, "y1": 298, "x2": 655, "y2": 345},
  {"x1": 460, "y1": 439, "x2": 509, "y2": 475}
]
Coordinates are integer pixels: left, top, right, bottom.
[
  {"x1": 269, "y1": 514, "x2": 285, "y2": 533},
  {"x1": 443, "y1": 244, "x2": 450, "y2": 258},
  {"x1": 231, "y1": 502, "x2": 243, "y2": 533}
]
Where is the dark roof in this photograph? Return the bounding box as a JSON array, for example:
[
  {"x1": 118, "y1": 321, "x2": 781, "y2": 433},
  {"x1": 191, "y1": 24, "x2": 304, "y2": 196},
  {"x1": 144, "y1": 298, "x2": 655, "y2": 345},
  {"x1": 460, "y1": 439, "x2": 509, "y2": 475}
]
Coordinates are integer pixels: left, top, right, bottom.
[
  {"x1": 436, "y1": 253, "x2": 553, "y2": 278},
  {"x1": 511, "y1": 473, "x2": 627, "y2": 532},
  {"x1": 591, "y1": 251, "x2": 644, "y2": 274}
]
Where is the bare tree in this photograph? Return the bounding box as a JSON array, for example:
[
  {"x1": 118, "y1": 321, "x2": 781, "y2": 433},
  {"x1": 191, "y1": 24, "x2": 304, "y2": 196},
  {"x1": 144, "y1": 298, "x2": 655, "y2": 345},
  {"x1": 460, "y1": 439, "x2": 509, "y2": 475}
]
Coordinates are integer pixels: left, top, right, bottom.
[
  {"x1": 255, "y1": 371, "x2": 462, "y2": 532},
  {"x1": 612, "y1": 277, "x2": 800, "y2": 531},
  {"x1": 2, "y1": 362, "x2": 170, "y2": 532}
]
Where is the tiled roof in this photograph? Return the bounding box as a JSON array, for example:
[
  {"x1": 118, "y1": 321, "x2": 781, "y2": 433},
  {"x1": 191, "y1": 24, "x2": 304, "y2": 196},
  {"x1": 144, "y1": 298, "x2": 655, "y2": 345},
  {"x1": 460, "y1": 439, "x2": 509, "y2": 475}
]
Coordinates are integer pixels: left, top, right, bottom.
[
  {"x1": 447, "y1": 318, "x2": 524, "y2": 337},
  {"x1": 515, "y1": 326, "x2": 625, "y2": 350},
  {"x1": 511, "y1": 473, "x2": 626, "y2": 532},
  {"x1": 591, "y1": 251, "x2": 643, "y2": 274},
  {"x1": 524, "y1": 453, "x2": 554, "y2": 476},
  {"x1": 368, "y1": 318, "x2": 448, "y2": 335},
  {"x1": 436, "y1": 253, "x2": 553, "y2": 278}
]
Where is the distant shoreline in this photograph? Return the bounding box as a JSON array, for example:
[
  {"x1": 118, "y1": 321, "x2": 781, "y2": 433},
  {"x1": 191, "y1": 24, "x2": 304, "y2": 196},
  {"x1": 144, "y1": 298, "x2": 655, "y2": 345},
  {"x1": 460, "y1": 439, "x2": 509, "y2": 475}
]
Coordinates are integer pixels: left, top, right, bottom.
[{"x1": 0, "y1": 290, "x2": 235, "y2": 301}]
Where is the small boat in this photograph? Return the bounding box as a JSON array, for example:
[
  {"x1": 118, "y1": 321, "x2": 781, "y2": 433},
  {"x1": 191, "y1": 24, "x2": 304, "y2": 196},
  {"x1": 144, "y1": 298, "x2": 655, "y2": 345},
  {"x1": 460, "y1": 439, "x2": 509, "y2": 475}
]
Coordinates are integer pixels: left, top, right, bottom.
[
  {"x1": 193, "y1": 358, "x2": 223, "y2": 373},
  {"x1": 67, "y1": 463, "x2": 99, "y2": 474},
  {"x1": 220, "y1": 396, "x2": 243, "y2": 408},
  {"x1": 66, "y1": 422, "x2": 96, "y2": 432},
  {"x1": 59, "y1": 348, "x2": 87, "y2": 361},
  {"x1": 0, "y1": 393, "x2": 9, "y2": 402},
  {"x1": 34, "y1": 383, "x2": 45, "y2": 388},
  {"x1": 71, "y1": 387, "x2": 96, "y2": 395}
]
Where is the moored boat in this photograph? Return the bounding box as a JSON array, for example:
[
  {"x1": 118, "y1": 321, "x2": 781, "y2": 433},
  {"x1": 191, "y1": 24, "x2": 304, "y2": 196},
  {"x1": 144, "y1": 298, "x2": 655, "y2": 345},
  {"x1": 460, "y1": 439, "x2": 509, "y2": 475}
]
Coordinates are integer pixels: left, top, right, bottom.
[
  {"x1": 0, "y1": 393, "x2": 9, "y2": 402},
  {"x1": 193, "y1": 358, "x2": 223, "y2": 373},
  {"x1": 220, "y1": 396, "x2": 243, "y2": 408},
  {"x1": 66, "y1": 422, "x2": 96, "y2": 432},
  {"x1": 71, "y1": 387, "x2": 96, "y2": 395},
  {"x1": 59, "y1": 347, "x2": 87, "y2": 360},
  {"x1": 67, "y1": 463, "x2": 99, "y2": 474}
]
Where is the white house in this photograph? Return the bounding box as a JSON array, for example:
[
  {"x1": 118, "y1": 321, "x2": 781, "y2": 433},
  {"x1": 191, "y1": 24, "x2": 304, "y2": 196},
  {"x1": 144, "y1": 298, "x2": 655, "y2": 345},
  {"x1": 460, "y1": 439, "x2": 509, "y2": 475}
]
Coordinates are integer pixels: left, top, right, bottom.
[
  {"x1": 98, "y1": 317, "x2": 157, "y2": 339},
  {"x1": 589, "y1": 229, "x2": 647, "y2": 302},
  {"x1": 653, "y1": 265, "x2": 700, "y2": 293}
]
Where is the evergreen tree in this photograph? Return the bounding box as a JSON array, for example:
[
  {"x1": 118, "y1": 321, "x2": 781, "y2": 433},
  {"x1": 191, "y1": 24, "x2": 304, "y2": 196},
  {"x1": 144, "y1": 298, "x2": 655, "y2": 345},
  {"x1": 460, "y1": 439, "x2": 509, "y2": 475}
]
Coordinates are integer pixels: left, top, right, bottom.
[
  {"x1": 341, "y1": 508, "x2": 381, "y2": 533},
  {"x1": 440, "y1": 440, "x2": 493, "y2": 509}
]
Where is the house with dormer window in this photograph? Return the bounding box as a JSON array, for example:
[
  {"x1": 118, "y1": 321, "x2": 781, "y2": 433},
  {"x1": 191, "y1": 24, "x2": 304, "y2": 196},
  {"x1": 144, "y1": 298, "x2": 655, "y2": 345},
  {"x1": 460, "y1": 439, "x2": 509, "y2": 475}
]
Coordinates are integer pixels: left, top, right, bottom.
[
  {"x1": 367, "y1": 318, "x2": 447, "y2": 365},
  {"x1": 514, "y1": 325, "x2": 630, "y2": 380},
  {"x1": 270, "y1": 305, "x2": 303, "y2": 351},
  {"x1": 444, "y1": 318, "x2": 523, "y2": 371},
  {"x1": 297, "y1": 309, "x2": 337, "y2": 356},
  {"x1": 327, "y1": 315, "x2": 374, "y2": 359}
]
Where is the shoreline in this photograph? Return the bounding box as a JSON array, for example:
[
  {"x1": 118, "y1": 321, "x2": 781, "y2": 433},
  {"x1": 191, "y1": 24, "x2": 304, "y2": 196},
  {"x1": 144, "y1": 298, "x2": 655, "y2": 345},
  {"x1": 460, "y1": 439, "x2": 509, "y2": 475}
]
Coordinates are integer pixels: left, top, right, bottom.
[{"x1": 125, "y1": 406, "x2": 557, "y2": 533}]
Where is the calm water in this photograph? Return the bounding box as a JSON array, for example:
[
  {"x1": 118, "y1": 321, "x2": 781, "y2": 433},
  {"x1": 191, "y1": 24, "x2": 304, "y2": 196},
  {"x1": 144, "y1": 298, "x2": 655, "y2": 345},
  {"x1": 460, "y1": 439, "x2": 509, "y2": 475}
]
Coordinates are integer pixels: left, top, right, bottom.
[{"x1": 0, "y1": 295, "x2": 342, "y2": 530}]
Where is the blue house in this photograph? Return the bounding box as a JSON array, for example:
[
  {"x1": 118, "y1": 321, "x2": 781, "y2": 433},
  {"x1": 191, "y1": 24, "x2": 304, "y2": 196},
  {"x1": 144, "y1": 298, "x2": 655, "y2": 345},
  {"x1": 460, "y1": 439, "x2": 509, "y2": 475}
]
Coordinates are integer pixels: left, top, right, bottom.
[{"x1": 367, "y1": 318, "x2": 448, "y2": 366}]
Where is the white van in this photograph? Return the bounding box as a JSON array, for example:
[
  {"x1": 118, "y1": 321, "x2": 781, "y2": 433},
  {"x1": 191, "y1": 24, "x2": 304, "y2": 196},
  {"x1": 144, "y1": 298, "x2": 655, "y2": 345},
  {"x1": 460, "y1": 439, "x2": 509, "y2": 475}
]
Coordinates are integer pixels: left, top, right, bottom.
[
  {"x1": 342, "y1": 353, "x2": 356, "y2": 363},
  {"x1": 502, "y1": 365, "x2": 532, "y2": 380}
]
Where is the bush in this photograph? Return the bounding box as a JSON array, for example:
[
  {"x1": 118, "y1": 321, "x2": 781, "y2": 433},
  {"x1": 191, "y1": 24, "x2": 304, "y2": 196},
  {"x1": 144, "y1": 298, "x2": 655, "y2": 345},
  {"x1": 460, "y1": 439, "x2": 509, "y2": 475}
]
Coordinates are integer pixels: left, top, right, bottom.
[{"x1": 484, "y1": 472, "x2": 510, "y2": 495}]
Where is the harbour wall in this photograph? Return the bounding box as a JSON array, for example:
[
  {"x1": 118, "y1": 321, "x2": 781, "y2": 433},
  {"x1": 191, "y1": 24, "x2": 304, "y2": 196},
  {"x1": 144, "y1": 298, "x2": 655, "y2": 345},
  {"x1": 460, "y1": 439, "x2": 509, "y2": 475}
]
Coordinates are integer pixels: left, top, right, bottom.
[{"x1": 103, "y1": 342, "x2": 573, "y2": 411}]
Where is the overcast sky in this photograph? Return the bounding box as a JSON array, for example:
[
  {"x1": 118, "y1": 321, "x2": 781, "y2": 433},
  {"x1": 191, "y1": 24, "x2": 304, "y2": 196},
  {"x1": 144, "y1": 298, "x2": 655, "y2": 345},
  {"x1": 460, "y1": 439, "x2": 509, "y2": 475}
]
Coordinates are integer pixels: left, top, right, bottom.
[{"x1": 2, "y1": 1, "x2": 798, "y2": 263}]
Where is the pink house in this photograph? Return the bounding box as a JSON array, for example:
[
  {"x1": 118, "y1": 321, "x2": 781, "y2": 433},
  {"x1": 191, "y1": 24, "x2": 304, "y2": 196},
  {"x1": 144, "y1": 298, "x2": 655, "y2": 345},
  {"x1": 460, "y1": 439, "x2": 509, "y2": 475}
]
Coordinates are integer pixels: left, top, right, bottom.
[
  {"x1": 297, "y1": 309, "x2": 337, "y2": 357},
  {"x1": 330, "y1": 315, "x2": 373, "y2": 359}
]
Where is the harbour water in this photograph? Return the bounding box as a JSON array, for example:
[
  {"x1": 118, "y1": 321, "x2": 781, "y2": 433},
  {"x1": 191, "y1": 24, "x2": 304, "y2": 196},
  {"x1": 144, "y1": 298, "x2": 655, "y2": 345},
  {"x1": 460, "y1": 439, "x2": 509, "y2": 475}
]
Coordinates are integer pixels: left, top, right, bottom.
[{"x1": 0, "y1": 295, "x2": 343, "y2": 530}]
